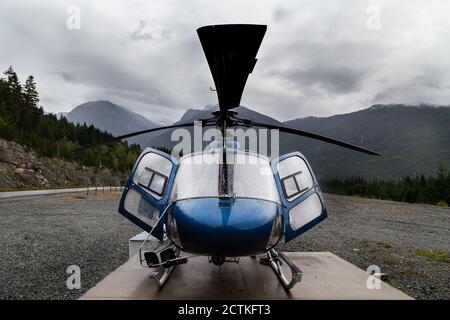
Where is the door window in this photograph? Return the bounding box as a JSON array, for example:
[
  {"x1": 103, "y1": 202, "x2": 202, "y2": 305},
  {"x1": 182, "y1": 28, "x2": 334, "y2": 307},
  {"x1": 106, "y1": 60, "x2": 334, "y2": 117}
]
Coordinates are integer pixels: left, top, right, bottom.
[{"x1": 133, "y1": 152, "x2": 173, "y2": 200}]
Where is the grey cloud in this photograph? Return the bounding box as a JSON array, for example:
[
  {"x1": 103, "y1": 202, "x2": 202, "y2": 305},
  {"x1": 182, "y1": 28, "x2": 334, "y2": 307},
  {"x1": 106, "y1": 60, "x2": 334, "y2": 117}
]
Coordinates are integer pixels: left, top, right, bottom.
[
  {"x1": 272, "y1": 66, "x2": 367, "y2": 94},
  {"x1": 373, "y1": 87, "x2": 398, "y2": 102},
  {"x1": 272, "y1": 7, "x2": 291, "y2": 22},
  {"x1": 1, "y1": 0, "x2": 449, "y2": 123},
  {"x1": 41, "y1": 96, "x2": 60, "y2": 105},
  {"x1": 373, "y1": 67, "x2": 450, "y2": 103},
  {"x1": 374, "y1": 83, "x2": 447, "y2": 105},
  {"x1": 85, "y1": 87, "x2": 169, "y2": 109},
  {"x1": 56, "y1": 50, "x2": 177, "y2": 106},
  {"x1": 59, "y1": 72, "x2": 79, "y2": 83},
  {"x1": 83, "y1": 89, "x2": 187, "y2": 124},
  {"x1": 412, "y1": 72, "x2": 448, "y2": 90},
  {"x1": 129, "y1": 19, "x2": 171, "y2": 42}
]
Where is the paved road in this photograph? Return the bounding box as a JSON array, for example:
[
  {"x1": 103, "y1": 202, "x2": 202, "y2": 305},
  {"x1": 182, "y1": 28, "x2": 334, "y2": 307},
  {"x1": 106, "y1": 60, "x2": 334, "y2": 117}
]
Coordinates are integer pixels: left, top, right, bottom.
[{"x1": 0, "y1": 187, "x2": 123, "y2": 199}]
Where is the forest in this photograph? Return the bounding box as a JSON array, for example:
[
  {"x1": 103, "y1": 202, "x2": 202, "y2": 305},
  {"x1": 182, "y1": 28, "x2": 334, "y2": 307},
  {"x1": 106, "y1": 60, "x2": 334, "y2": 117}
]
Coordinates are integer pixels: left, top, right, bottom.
[
  {"x1": 0, "y1": 66, "x2": 140, "y2": 173},
  {"x1": 321, "y1": 166, "x2": 450, "y2": 206},
  {"x1": 1, "y1": 66, "x2": 448, "y2": 205}
]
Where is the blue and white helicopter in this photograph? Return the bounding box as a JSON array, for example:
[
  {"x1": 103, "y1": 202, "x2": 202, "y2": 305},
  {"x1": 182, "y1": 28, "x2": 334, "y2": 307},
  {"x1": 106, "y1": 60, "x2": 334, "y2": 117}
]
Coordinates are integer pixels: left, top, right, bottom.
[{"x1": 83, "y1": 24, "x2": 379, "y2": 289}]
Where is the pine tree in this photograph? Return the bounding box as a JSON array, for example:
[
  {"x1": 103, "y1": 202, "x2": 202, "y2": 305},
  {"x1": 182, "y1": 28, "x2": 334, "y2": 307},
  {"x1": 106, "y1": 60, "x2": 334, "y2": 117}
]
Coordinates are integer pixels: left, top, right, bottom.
[
  {"x1": 24, "y1": 75, "x2": 39, "y2": 108},
  {"x1": 23, "y1": 75, "x2": 41, "y2": 126},
  {"x1": 4, "y1": 66, "x2": 21, "y2": 97},
  {"x1": 0, "y1": 66, "x2": 144, "y2": 176},
  {"x1": 3, "y1": 66, "x2": 22, "y2": 125}
]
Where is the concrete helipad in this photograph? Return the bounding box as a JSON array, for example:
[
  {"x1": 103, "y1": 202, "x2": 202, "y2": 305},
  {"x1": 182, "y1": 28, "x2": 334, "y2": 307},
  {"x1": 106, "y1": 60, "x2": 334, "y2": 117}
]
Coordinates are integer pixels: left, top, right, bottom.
[{"x1": 81, "y1": 251, "x2": 412, "y2": 300}]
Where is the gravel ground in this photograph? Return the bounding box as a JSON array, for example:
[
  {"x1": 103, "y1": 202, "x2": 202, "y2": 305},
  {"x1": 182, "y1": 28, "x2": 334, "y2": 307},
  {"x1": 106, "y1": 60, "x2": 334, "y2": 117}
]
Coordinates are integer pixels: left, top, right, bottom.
[
  {"x1": 0, "y1": 191, "x2": 139, "y2": 299},
  {"x1": 281, "y1": 194, "x2": 450, "y2": 300},
  {"x1": 0, "y1": 192, "x2": 448, "y2": 299}
]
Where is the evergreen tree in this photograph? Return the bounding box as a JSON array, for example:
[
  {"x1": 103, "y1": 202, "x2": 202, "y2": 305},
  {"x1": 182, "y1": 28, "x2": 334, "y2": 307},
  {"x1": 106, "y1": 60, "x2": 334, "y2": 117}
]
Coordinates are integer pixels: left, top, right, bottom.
[
  {"x1": 23, "y1": 75, "x2": 41, "y2": 127},
  {"x1": 0, "y1": 66, "x2": 141, "y2": 174},
  {"x1": 321, "y1": 166, "x2": 450, "y2": 206},
  {"x1": 4, "y1": 66, "x2": 22, "y2": 97},
  {"x1": 24, "y1": 75, "x2": 39, "y2": 108},
  {"x1": 3, "y1": 66, "x2": 22, "y2": 126}
]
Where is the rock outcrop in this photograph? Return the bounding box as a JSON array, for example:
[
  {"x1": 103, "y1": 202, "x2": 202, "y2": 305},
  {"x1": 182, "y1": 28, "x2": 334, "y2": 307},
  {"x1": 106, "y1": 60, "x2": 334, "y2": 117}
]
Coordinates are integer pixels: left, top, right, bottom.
[{"x1": 0, "y1": 139, "x2": 126, "y2": 189}]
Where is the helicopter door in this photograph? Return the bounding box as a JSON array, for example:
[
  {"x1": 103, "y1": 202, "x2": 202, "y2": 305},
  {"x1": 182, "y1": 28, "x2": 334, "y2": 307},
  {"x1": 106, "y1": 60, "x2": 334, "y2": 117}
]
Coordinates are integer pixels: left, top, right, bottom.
[
  {"x1": 118, "y1": 148, "x2": 179, "y2": 240},
  {"x1": 271, "y1": 152, "x2": 327, "y2": 242}
]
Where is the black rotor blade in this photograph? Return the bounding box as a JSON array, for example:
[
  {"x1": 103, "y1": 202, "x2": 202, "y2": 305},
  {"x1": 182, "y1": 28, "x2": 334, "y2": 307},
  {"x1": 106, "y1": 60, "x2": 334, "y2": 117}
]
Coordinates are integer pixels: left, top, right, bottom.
[
  {"x1": 77, "y1": 121, "x2": 214, "y2": 150},
  {"x1": 197, "y1": 24, "x2": 267, "y2": 113},
  {"x1": 248, "y1": 121, "x2": 380, "y2": 156}
]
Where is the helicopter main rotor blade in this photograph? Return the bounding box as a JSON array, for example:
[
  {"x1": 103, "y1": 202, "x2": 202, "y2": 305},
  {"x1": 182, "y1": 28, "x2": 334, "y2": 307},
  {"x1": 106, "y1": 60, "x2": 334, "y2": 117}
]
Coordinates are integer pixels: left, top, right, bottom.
[
  {"x1": 197, "y1": 24, "x2": 267, "y2": 114},
  {"x1": 77, "y1": 121, "x2": 215, "y2": 150},
  {"x1": 248, "y1": 121, "x2": 380, "y2": 156}
]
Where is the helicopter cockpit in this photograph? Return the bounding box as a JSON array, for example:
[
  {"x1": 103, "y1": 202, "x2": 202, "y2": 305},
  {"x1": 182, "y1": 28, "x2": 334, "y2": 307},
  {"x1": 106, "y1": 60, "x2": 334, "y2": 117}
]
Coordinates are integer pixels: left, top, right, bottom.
[{"x1": 170, "y1": 150, "x2": 280, "y2": 204}]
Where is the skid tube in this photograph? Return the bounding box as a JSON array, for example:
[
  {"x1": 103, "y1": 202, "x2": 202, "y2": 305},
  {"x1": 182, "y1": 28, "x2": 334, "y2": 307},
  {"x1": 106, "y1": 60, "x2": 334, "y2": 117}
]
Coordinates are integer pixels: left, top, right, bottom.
[
  {"x1": 150, "y1": 266, "x2": 175, "y2": 288},
  {"x1": 262, "y1": 249, "x2": 302, "y2": 290},
  {"x1": 137, "y1": 202, "x2": 181, "y2": 288}
]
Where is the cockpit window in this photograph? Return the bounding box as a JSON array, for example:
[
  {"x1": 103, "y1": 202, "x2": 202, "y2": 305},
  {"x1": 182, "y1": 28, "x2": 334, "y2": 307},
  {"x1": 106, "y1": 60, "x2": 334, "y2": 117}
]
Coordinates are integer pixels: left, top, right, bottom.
[{"x1": 170, "y1": 151, "x2": 280, "y2": 203}]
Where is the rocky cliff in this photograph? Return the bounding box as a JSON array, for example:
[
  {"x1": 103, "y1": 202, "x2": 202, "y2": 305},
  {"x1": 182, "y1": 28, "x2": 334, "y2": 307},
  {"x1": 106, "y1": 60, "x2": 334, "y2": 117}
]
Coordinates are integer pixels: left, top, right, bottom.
[{"x1": 0, "y1": 139, "x2": 126, "y2": 189}]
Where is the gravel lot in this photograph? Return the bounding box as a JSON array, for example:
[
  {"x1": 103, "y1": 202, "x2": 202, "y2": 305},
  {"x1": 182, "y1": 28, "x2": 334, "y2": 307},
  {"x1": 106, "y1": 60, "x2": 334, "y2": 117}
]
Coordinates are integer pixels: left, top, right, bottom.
[
  {"x1": 0, "y1": 192, "x2": 448, "y2": 299},
  {"x1": 282, "y1": 194, "x2": 450, "y2": 300},
  {"x1": 0, "y1": 191, "x2": 139, "y2": 299}
]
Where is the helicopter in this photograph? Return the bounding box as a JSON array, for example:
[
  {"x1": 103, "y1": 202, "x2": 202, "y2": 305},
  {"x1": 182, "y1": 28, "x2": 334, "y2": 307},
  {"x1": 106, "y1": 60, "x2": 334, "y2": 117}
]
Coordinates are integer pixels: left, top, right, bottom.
[{"x1": 81, "y1": 24, "x2": 379, "y2": 289}]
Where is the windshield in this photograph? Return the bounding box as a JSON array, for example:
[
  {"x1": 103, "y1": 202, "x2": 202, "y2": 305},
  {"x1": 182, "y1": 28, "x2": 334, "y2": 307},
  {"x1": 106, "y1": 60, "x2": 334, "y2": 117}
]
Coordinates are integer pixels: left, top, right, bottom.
[{"x1": 170, "y1": 151, "x2": 280, "y2": 203}]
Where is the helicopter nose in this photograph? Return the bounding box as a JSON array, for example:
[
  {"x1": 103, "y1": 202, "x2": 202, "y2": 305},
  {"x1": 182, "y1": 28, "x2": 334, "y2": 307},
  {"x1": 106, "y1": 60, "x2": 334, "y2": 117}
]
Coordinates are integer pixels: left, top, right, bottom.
[{"x1": 169, "y1": 198, "x2": 281, "y2": 256}]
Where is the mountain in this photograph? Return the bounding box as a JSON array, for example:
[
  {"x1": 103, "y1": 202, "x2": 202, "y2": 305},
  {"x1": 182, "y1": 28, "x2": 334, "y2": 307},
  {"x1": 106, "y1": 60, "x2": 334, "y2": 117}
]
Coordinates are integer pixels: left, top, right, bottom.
[
  {"x1": 56, "y1": 112, "x2": 68, "y2": 119},
  {"x1": 281, "y1": 104, "x2": 450, "y2": 180},
  {"x1": 146, "y1": 104, "x2": 450, "y2": 180},
  {"x1": 62, "y1": 101, "x2": 450, "y2": 180},
  {"x1": 142, "y1": 105, "x2": 283, "y2": 151},
  {"x1": 64, "y1": 100, "x2": 158, "y2": 147}
]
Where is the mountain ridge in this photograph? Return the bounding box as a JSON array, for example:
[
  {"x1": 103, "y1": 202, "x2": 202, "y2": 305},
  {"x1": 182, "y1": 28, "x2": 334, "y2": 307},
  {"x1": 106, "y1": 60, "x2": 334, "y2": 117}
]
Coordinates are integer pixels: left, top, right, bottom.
[
  {"x1": 63, "y1": 100, "x2": 159, "y2": 146},
  {"x1": 60, "y1": 102, "x2": 450, "y2": 179},
  {"x1": 281, "y1": 104, "x2": 450, "y2": 179}
]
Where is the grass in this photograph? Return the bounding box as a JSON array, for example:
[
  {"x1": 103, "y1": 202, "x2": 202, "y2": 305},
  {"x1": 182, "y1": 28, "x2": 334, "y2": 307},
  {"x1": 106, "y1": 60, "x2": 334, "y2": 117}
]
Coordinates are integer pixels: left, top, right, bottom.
[
  {"x1": 360, "y1": 240, "x2": 392, "y2": 249},
  {"x1": 375, "y1": 241, "x2": 392, "y2": 249},
  {"x1": 436, "y1": 200, "x2": 449, "y2": 207},
  {"x1": 413, "y1": 249, "x2": 450, "y2": 263},
  {"x1": 401, "y1": 268, "x2": 419, "y2": 275}
]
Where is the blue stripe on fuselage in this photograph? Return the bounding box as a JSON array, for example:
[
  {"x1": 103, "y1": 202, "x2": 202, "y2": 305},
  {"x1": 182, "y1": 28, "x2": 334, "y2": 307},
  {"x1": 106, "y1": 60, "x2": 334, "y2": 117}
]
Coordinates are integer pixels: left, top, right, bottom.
[{"x1": 170, "y1": 198, "x2": 280, "y2": 256}]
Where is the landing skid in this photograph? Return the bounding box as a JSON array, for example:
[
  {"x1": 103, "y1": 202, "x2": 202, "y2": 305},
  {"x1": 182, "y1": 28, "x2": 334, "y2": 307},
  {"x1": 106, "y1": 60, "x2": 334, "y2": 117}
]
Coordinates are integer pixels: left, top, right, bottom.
[
  {"x1": 145, "y1": 250, "x2": 302, "y2": 289},
  {"x1": 150, "y1": 265, "x2": 175, "y2": 288},
  {"x1": 141, "y1": 247, "x2": 189, "y2": 288},
  {"x1": 144, "y1": 252, "x2": 189, "y2": 288},
  {"x1": 139, "y1": 222, "x2": 301, "y2": 289},
  {"x1": 137, "y1": 211, "x2": 189, "y2": 288},
  {"x1": 261, "y1": 249, "x2": 302, "y2": 290}
]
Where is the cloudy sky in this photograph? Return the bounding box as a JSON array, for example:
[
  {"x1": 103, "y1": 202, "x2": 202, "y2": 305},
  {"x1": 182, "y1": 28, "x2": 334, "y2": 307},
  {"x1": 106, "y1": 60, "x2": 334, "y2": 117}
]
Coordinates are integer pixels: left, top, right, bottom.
[{"x1": 1, "y1": 0, "x2": 449, "y2": 123}]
